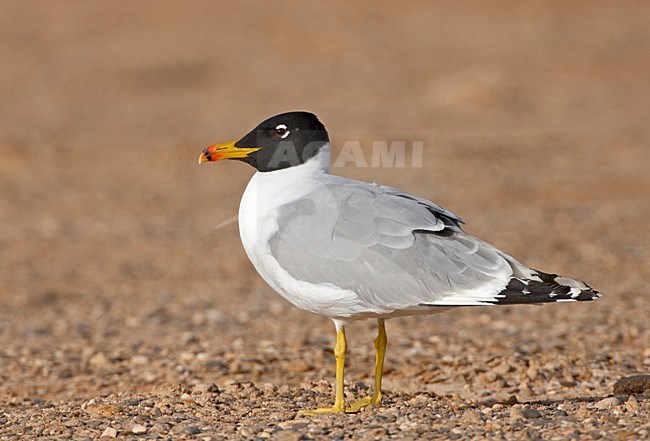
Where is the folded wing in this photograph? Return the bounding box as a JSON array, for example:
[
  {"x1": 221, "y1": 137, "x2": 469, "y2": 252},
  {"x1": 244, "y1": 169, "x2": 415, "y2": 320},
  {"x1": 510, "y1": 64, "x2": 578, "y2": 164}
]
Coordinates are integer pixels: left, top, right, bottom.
[{"x1": 269, "y1": 176, "x2": 530, "y2": 313}]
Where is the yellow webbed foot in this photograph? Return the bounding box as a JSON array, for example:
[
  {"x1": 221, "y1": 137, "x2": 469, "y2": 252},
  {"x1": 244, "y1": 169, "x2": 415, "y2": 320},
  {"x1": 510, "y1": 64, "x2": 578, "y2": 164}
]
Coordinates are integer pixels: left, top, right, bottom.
[
  {"x1": 297, "y1": 399, "x2": 379, "y2": 415},
  {"x1": 346, "y1": 395, "x2": 381, "y2": 413},
  {"x1": 297, "y1": 404, "x2": 346, "y2": 416}
]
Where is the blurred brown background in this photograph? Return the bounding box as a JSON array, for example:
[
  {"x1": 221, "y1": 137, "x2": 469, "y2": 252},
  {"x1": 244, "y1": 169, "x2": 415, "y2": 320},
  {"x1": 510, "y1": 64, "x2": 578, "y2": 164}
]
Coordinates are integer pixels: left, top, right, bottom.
[{"x1": 0, "y1": 1, "x2": 649, "y2": 437}]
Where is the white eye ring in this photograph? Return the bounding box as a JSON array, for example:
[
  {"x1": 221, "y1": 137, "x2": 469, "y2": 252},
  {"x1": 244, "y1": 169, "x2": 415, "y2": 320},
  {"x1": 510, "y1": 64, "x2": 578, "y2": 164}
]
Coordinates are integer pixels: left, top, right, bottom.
[{"x1": 274, "y1": 124, "x2": 290, "y2": 139}]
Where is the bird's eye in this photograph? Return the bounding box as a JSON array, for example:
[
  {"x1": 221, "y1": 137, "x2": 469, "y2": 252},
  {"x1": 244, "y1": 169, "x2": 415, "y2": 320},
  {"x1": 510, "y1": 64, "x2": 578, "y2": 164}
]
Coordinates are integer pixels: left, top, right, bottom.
[{"x1": 273, "y1": 124, "x2": 290, "y2": 139}]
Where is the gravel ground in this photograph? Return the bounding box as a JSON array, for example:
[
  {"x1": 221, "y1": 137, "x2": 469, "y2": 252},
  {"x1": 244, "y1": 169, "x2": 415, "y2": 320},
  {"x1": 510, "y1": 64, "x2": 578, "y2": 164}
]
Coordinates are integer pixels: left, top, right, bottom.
[{"x1": 1, "y1": 1, "x2": 649, "y2": 439}]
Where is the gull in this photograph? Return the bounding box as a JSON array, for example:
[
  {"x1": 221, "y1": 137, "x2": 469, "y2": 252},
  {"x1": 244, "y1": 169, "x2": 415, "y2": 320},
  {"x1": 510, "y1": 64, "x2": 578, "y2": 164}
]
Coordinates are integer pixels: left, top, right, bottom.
[{"x1": 198, "y1": 111, "x2": 599, "y2": 414}]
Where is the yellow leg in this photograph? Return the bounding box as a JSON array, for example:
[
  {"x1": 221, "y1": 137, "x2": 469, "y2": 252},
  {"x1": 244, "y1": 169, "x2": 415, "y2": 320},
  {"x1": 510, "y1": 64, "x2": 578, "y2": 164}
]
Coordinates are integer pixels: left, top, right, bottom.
[
  {"x1": 347, "y1": 319, "x2": 387, "y2": 412},
  {"x1": 298, "y1": 325, "x2": 348, "y2": 415}
]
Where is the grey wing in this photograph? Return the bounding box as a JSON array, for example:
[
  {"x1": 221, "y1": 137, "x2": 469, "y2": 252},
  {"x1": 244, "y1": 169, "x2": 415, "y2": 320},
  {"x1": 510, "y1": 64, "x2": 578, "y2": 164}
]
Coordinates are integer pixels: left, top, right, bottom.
[
  {"x1": 268, "y1": 177, "x2": 516, "y2": 313},
  {"x1": 372, "y1": 182, "x2": 465, "y2": 228}
]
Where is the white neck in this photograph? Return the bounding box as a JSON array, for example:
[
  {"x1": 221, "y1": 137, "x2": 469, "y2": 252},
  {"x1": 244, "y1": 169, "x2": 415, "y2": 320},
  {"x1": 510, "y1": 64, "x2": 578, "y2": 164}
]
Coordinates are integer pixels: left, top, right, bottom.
[
  {"x1": 239, "y1": 144, "x2": 331, "y2": 227},
  {"x1": 309, "y1": 143, "x2": 331, "y2": 174}
]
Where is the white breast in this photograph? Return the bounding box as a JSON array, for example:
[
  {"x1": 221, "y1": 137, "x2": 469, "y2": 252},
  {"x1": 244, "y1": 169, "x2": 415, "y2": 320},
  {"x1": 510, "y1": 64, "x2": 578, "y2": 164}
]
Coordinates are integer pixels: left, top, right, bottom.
[{"x1": 237, "y1": 146, "x2": 363, "y2": 319}]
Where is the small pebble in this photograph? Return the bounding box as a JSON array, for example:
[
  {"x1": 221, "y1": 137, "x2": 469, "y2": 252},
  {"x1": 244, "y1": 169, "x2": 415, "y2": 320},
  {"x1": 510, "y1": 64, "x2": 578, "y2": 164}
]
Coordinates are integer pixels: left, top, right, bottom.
[
  {"x1": 192, "y1": 383, "x2": 218, "y2": 395},
  {"x1": 595, "y1": 397, "x2": 620, "y2": 410},
  {"x1": 100, "y1": 427, "x2": 117, "y2": 438},
  {"x1": 276, "y1": 430, "x2": 303, "y2": 441},
  {"x1": 510, "y1": 407, "x2": 525, "y2": 420},
  {"x1": 132, "y1": 424, "x2": 147, "y2": 434},
  {"x1": 521, "y1": 407, "x2": 543, "y2": 419},
  {"x1": 625, "y1": 395, "x2": 639, "y2": 413},
  {"x1": 461, "y1": 409, "x2": 483, "y2": 423},
  {"x1": 277, "y1": 421, "x2": 308, "y2": 430}
]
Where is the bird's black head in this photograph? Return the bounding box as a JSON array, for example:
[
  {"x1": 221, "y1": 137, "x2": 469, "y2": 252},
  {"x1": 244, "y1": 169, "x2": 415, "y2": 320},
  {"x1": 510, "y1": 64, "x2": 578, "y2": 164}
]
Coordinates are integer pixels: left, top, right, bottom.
[{"x1": 199, "y1": 111, "x2": 329, "y2": 172}]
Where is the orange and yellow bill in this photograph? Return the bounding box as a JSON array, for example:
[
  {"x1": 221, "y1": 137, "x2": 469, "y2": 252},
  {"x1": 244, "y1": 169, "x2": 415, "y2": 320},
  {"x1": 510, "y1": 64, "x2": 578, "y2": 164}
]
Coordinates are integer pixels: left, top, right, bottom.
[{"x1": 198, "y1": 140, "x2": 260, "y2": 163}]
